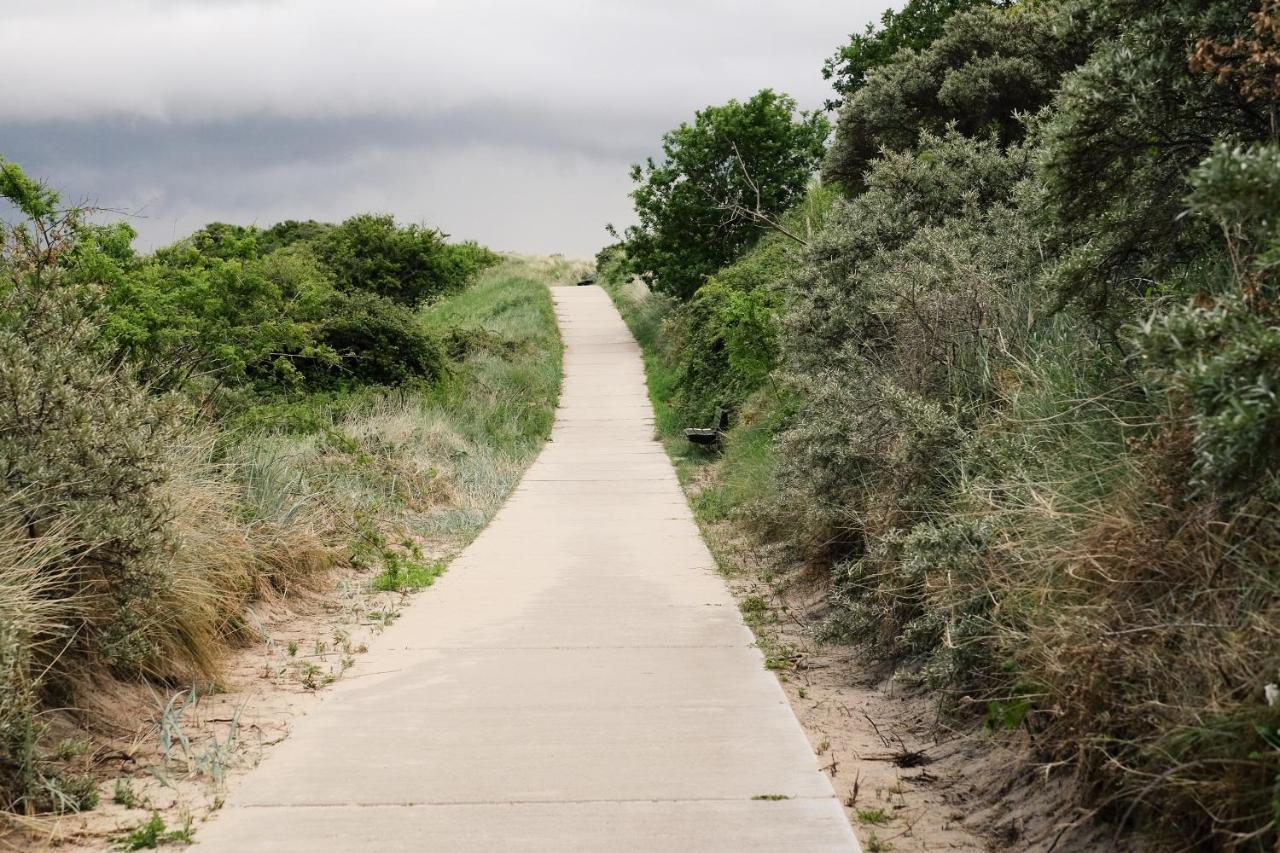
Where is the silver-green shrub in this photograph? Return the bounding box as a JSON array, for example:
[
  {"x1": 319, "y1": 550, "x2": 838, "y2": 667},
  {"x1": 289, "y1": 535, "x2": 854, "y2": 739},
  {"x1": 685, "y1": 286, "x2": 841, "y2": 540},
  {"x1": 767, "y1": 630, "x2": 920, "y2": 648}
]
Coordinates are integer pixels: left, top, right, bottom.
[{"x1": 0, "y1": 163, "x2": 182, "y2": 675}]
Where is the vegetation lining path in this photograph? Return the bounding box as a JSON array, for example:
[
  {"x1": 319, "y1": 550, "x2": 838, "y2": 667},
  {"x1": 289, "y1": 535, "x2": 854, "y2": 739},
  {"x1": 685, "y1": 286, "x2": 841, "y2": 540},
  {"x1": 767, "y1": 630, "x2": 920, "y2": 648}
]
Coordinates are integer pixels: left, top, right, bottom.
[{"x1": 194, "y1": 284, "x2": 856, "y2": 851}]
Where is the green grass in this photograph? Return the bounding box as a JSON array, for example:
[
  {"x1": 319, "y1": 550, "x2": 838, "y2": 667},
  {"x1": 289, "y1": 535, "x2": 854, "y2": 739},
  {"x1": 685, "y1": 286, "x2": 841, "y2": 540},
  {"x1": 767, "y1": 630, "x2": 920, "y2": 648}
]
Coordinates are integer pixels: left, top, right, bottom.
[
  {"x1": 112, "y1": 779, "x2": 140, "y2": 809},
  {"x1": 599, "y1": 278, "x2": 684, "y2": 444},
  {"x1": 420, "y1": 258, "x2": 563, "y2": 458},
  {"x1": 372, "y1": 558, "x2": 446, "y2": 592},
  {"x1": 864, "y1": 832, "x2": 895, "y2": 852}
]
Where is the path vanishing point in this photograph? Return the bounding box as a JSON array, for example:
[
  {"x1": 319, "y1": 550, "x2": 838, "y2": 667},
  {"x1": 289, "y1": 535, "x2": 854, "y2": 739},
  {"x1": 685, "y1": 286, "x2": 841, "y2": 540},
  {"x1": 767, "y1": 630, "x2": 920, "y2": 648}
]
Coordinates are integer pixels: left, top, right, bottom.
[{"x1": 198, "y1": 286, "x2": 859, "y2": 851}]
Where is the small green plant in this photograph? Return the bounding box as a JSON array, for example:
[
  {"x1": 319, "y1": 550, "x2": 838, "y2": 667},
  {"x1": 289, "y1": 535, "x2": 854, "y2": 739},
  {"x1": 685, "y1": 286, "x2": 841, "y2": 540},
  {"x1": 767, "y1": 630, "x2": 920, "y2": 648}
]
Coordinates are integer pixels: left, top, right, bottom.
[
  {"x1": 47, "y1": 772, "x2": 100, "y2": 813},
  {"x1": 751, "y1": 793, "x2": 792, "y2": 801},
  {"x1": 739, "y1": 595, "x2": 769, "y2": 626},
  {"x1": 55, "y1": 739, "x2": 88, "y2": 761},
  {"x1": 864, "y1": 832, "x2": 895, "y2": 853},
  {"x1": 112, "y1": 779, "x2": 140, "y2": 808},
  {"x1": 984, "y1": 697, "x2": 1032, "y2": 732},
  {"x1": 372, "y1": 554, "x2": 445, "y2": 593},
  {"x1": 116, "y1": 813, "x2": 194, "y2": 849},
  {"x1": 857, "y1": 808, "x2": 891, "y2": 825},
  {"x1": 286, "y1": 640, "x2": 299, "y2": 657},
  {"x1": 299, "y1": 662, "x2": 328, "y2": 691},
  {"x1": 367, "y1": 608, "x2": 400, "y2": 628}
]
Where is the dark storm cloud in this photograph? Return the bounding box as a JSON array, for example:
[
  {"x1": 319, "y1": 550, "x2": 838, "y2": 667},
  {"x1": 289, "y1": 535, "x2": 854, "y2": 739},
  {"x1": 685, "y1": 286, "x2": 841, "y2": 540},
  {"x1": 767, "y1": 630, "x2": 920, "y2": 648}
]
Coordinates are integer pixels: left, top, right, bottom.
[
  {"x1": 0, "y1": 0, "x2": 890, "y2": 255},
  {"x1": 4, "y1": 104, "x2": 654, "y2": 180}
]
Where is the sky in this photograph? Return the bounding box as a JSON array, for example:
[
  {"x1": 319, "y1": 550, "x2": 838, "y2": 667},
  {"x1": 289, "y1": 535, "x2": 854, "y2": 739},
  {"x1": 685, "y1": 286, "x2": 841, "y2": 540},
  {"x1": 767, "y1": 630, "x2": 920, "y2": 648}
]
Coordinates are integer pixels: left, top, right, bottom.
[{"x1": 0, "y1": 0, "x2": 888, "y2": 257}]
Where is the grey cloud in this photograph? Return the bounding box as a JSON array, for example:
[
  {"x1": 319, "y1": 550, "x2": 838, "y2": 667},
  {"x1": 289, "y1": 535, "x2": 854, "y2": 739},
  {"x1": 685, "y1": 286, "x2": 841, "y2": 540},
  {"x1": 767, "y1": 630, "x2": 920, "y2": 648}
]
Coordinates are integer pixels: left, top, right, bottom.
[{"x1": 0, "y1": 0, "x2": 890, "y2": 256}]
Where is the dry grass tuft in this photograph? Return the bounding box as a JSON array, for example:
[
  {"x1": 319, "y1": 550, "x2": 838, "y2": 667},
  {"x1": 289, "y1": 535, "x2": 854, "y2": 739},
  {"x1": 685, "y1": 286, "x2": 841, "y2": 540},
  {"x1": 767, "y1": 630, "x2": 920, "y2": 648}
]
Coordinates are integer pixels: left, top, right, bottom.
[{"x1": 1006, "y1": 465, "x2": 1280, "y2": 846}]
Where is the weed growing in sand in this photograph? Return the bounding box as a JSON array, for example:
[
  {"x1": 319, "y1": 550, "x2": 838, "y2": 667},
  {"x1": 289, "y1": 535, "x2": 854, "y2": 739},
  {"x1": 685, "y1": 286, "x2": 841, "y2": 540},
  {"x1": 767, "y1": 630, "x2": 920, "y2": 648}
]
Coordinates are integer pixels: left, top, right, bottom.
[
  {"x1": 863, "y1": 833, "x2": 894, "y2": 853},
  {"x1": 116, "y1": 812, "x2": 194, "y2": 850},
  {"x1": 112, "y1": 780, "x2": 140, "y2": 809}
]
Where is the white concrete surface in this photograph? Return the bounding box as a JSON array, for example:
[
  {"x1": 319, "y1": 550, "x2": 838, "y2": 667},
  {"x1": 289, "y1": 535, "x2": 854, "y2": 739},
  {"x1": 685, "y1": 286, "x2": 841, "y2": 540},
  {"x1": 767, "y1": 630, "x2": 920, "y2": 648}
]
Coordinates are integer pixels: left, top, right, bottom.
[{"x1": 196, "y1": 285, "x2": 859, "y2": 852}]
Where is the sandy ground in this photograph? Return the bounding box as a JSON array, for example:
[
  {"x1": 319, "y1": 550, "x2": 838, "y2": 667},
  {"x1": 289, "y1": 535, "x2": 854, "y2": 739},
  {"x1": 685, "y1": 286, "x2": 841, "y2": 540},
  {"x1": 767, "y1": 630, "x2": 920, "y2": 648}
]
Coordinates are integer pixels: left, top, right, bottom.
[{"x1": 1, "y1": 567, "x2": 417, "y2": 851}]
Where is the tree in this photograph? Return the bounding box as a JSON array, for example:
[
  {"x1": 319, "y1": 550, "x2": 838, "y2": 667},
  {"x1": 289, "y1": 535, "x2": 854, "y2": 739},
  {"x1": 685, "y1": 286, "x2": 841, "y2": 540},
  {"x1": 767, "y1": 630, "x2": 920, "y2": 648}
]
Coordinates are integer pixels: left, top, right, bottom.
[
  {"x1": 620, "y1": 90, "x2": 829, "y2": 300},
  {"x1": 821, "y1": 0, "x2": 1011, "y2": 110}
]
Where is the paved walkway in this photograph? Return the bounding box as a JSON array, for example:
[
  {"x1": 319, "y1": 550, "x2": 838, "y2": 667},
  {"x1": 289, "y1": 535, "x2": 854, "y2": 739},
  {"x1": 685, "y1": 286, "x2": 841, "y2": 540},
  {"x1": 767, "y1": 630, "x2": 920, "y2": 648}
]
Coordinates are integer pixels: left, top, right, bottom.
[{"x1": 197, "y1": 286, "x2": 858, "y2": 851}]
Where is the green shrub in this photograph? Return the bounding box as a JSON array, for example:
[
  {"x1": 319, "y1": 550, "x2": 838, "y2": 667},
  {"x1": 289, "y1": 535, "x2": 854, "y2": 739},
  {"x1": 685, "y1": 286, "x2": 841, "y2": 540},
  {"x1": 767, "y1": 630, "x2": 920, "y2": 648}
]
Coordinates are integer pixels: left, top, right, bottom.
[
  {"x1": 82, "y1": 231, "x2": 338, "y2": 395},
  {"x1": 312, "y1": 291, "x2": 447, "y2": 387},
  {"x1": 671, "y1": 280, "x2": 780, "y2": 426},
  {"x1": 820, "y1": 0, "x2": 1009, "y2": 110},
  {"x1": 317, "y1": 213, "x2": 471, "y2": 306},
  {"x1": 779, "y1": 132, "x2": 1034, "y2": 560},
  {"x1": 1035, "y1": 0, "x2": 1266, "y2": 317},
  {"x1": 0, "y1": 162, "x2": 194, "y2": 813},
  {"x1": 1131, "y1": 142, "x2": 1280, "y2": 494},
  {"x1": 595, "y1": 243, "x2": 629, "y2": 284},
  {"x1": 822, "y1": 2, "x2": 1090, "y2": 190},
  {"x1": 257, "y1": 219, "x2": 334, "y2": 255},
  {"x1": 1136, "y1": 296, "x2": 1280, "y2": 492},
  {"x1": 447, "y1": 240, "x2": 502, "y2": 282},
  {"x1": 667, "y1": 186, "x2": 837, "y2": 427}
]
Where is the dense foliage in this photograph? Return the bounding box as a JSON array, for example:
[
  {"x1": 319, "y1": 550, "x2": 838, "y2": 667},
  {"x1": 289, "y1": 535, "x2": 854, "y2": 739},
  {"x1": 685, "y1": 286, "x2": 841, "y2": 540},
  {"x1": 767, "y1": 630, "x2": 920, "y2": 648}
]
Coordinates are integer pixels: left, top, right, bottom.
[
  {"x1": 820, "y1": 0, "x2": 1011, "y2": 109},
  {"x1": 822, "y1": 2, "x2": 1092, "y2": 189},
  {"x1": 64, "y1": 213, "x2": 495, "y2": 404},
  {"x1": 610, "y1": 0, "x2": 1280, "y2": 847},
  {"x1": 316, "y1": 214, "x2": 495, "y2": 307},
  {"x1": 618, "y1": 89, "x2": 828, "y2": 300}
]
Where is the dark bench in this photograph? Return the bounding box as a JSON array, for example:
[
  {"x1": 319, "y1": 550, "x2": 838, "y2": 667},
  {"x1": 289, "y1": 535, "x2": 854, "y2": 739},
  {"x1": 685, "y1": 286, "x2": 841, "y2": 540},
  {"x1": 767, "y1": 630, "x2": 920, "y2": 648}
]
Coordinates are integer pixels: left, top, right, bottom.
[{"x1": 684, "y1": 408, "x2": 730, "y2": 447}]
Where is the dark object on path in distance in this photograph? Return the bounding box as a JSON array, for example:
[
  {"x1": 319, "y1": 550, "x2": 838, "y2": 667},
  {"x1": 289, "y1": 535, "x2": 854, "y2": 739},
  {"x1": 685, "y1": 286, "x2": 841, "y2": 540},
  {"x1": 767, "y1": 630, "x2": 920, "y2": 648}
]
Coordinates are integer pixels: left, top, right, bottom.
[
  {"x1": 685, "y1": 408, "x2": 730, "y2": 447},
  {"x1": 576, "y1": 273, "x2": 598, "y2": 286}
]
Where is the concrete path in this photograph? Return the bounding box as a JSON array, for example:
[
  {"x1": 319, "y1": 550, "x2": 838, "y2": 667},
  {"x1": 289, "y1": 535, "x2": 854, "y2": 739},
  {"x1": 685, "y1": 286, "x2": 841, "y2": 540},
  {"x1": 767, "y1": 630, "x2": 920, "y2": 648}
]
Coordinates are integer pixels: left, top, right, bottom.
[{"x1": 197, "y1": 286, "x2": 858, "y2": 852}]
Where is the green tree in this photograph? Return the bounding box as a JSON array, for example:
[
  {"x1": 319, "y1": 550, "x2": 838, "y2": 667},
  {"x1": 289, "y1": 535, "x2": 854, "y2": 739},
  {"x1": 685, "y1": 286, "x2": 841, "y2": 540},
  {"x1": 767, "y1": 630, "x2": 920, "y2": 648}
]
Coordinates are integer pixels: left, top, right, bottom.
[
  {"x1": 258, "y1": 219, "x2": 334, "y2": 255},
  {"x1": 312, "y1": 290, "x2": 447, "y2": 387},
  {"x1": 821, "y1": 0, "x2": 1011, "y2": 110},
  {"x1": 620, "y1": 90, "x2": 829, "y2": 300}
]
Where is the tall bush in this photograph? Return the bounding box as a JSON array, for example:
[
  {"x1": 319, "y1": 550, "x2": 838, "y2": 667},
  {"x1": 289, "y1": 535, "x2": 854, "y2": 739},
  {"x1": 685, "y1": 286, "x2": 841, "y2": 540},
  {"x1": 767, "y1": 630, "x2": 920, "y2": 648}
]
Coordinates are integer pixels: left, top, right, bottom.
[
  {"x1": 317, "y1": 214, "x2": 474, "y2": 306},
  {"x1": 1, "y1": 162, "x2": 183, "y2": 675}
]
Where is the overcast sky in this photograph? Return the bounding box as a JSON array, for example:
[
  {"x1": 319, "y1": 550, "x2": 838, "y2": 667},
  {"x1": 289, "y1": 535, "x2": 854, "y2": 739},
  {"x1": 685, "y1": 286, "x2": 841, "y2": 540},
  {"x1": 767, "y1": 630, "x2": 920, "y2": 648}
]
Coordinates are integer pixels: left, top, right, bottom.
[{"x1": 0, "y1": 0, "x2": 888, "y2": 256}]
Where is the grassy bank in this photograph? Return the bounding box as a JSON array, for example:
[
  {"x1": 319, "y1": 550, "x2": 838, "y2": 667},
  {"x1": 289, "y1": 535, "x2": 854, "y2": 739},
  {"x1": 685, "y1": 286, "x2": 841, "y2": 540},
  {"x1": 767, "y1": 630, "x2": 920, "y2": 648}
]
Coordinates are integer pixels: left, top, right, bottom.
[
  {"x1": 229, "y1": 259, "x2": 562, "y2": 597},
  {"x1": 0, "y1": 169, "x2": 562, "y2": 825}
]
